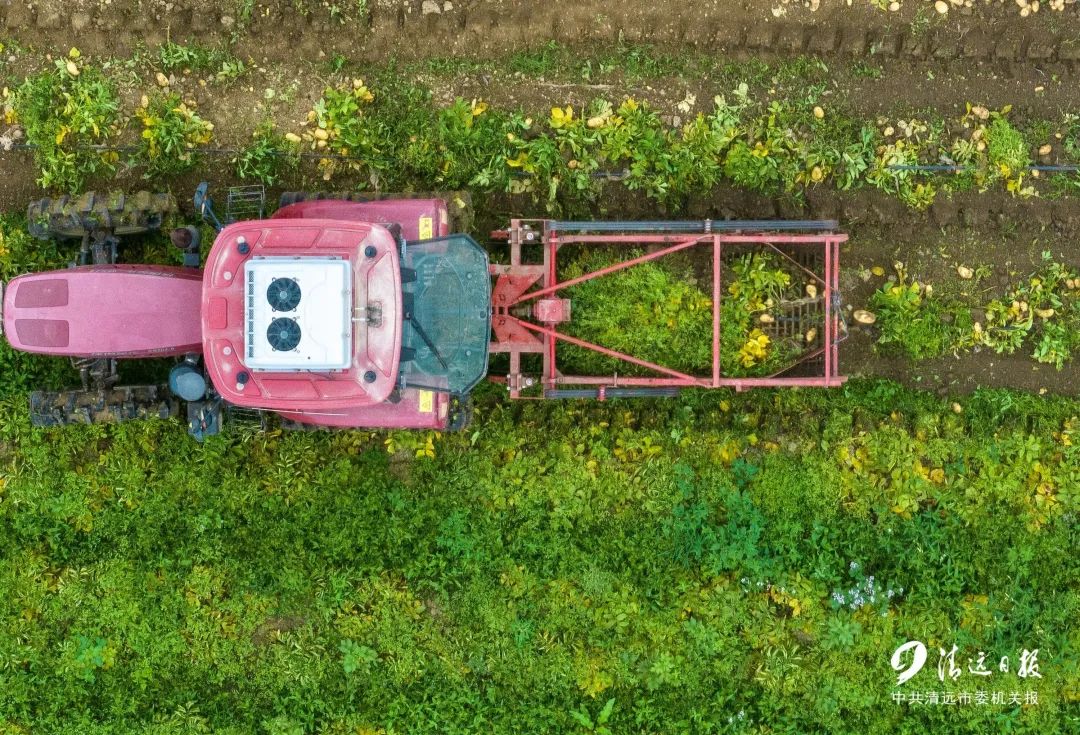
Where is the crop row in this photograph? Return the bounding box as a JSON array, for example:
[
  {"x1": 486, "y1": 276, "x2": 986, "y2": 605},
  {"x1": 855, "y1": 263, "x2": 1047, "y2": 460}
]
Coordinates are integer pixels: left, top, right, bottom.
[{"x1": 4, "y1": 49, "x2": 1080, "y2": 210}]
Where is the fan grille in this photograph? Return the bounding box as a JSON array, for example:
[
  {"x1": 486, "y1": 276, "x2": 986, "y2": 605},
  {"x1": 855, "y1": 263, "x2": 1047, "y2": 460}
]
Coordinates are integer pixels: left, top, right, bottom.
[
  {"x1": 266, "y1": 317, "x2": 302, "y2": 351},
  {"x1": 267, "y1": 278, "x2": 301, "y2": 312}
]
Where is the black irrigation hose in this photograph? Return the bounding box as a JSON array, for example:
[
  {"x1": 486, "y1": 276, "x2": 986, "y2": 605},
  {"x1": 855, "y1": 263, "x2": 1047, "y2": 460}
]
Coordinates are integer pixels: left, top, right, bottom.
[
  {"x1": 6, "y1": 142, "x2": 1080, "y2": 177},
  {"x1": 890, "y1": 164, "x2": 1080, "y2": 173},
  {"x1": 5, "y1": 142, "x2": 376, "y2": 162}
]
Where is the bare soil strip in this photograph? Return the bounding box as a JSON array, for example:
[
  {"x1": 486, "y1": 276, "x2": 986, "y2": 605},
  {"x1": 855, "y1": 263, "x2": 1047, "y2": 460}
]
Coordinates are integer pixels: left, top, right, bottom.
[{"x1": 7, "y1": 0, "x2": 1080, "y2": 68}]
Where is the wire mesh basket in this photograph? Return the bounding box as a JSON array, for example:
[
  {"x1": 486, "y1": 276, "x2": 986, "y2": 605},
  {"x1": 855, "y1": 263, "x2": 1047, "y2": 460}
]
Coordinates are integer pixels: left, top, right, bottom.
[{"x1": 224, "y1": 185, "x2": 266, "y2": 224}]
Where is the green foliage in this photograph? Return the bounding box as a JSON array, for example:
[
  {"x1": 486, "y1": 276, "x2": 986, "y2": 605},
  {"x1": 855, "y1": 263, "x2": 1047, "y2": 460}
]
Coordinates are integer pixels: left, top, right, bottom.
[
  {"x1": 234, "y1": 121, "x2": 295, "y2": 185},
  {"x1": 720, "y1": 253, "x2": 805, "y2": 377},
  {"x1": 156, "y1": 42, "x2": 244, "y2": 80},
  {"x1": 7, "y1": 46, "x2": 1077, "y2": 208},
  {"x1": 339, "y1": 639, "x2": 377, "y2": 674},
  {"x1": 0, "y1": 383, "x2": 1075, "y2": 733},
  {"x1": 866, "y1": 140, "x2": 937, "y2": 210},
  {"x1": 851, "y1": 61, "x2": 884, "y2": 79},
  {"x1": 14, "y1": 53, "x2": 120, "y2": 191},
  {"x1": 870, "y1": 279, "x2": 961, "y2": 360},
  {"x1": 135, "y1": 93, "x2": 214, "y2": 176},
  {"x1": 291, "y1": 82, "x2": 871, "y2": 209},
  {"x1": 982, "y1": 257, "x2": 1080, "y2": 368},
  {"x1": 873, "y1": 256, "x2": 1080, "y2": 368},
  {"x1": 569, "y1": 697, "x2": 616, "y2": 734},
  {"x1": 558, "y1": 251, "x2": 713, "y2": 375},
  {"x1": 986, "y1": 115, "x2": 1031, "y2": 178}
]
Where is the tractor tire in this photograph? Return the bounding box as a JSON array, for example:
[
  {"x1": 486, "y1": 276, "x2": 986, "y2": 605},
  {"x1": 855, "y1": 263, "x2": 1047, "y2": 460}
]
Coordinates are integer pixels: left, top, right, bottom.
[
  {"x1": 29, "y1": 385, "x2": 178, "y2": 427},
  {"x1": 277, "y1": 190, "x2": 473, "y2": 234},
  {"x1": 27, "y1": 191, "x2": 179, "y2": 240}
]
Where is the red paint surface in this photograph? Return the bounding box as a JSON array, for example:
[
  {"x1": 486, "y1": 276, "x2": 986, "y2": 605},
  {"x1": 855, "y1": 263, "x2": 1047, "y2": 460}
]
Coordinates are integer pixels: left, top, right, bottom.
[
  {"x1": 277, "y1": 388, "x2": 448, "y2": 430},
  {"x1": 3, "y1": 265, "x2": 202, "y2": 357},
  {"x1": 202, "y1": 219, "x2": 403, "y2": 413},
  {"x1": 273, "y1": 199, "x2": 449, "y2": 241}
]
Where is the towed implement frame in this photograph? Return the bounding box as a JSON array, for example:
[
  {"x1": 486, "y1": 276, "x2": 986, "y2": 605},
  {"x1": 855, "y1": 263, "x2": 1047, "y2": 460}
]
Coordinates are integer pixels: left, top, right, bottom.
[{"x1": 490, "y1": 219, "x2": 848, "y2": 400}]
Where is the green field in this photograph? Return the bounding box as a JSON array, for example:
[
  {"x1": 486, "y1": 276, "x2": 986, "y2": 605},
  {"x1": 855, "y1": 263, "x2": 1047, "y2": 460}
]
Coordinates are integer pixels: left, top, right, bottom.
[{"x1": 0, "y1": 381, "x2": 1076, "y2": 734}]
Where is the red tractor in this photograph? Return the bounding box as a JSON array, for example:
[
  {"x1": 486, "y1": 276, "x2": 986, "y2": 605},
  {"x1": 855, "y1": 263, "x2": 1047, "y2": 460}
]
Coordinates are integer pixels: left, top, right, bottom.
[{"x1": 2, "y1": 185, "x2": 848, "y2": 440}]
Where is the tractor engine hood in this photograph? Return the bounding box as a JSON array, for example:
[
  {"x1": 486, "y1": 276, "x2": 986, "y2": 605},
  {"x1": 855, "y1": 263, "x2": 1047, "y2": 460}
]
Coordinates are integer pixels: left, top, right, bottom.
[{"x1": 398, "y1": 235, "x2": 490, "y2": 396}]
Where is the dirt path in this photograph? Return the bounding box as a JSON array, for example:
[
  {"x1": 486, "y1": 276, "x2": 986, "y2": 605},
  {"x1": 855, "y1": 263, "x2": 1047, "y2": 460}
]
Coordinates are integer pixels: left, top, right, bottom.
[{"x1": 6, "y1": 0, "x2": 1080, "y2": 67}]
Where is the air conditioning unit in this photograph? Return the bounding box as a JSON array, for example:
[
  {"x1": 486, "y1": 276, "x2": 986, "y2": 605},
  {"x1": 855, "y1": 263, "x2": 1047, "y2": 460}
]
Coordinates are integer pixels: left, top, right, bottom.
[{"x1": 243, "y1": 256, "x2": 353, "y2": 371}]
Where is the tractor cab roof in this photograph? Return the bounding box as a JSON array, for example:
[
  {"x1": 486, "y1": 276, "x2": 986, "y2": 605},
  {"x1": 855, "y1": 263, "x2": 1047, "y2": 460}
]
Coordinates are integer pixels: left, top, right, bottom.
[{"x1": 202, "y1": 219, "x2": 403, "y2": 413}]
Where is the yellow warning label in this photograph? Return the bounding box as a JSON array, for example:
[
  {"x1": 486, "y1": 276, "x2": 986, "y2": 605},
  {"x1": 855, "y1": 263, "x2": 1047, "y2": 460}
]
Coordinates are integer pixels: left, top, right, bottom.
[
  {"x1": 418, "y1": 390, "x2": 434, "y2": 413},
  {"x1": 419, "y1": 216, "x2": 433, "y2": 240}
]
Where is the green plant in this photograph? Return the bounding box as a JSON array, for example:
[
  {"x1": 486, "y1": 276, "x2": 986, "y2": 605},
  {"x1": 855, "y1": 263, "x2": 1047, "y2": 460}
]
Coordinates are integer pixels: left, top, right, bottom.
[
  {"x1": 723, "y1": 99, "x2": 804, "y2": 194},
  {"x1": 866, "y1": 140, "x2": 937, "y2": 209},
  {"x1": 157, "y1": 42, "x2": 228, "y2": 73},
  {"x1": 986, "y1": 114, "x2": 1031, "y2": 179},
  {"x1": 869, "y1": 256, "x2": 1080, "y2": 369},
  {"x1": 981, "y1": 256, "x2": 1080, "y2": 367},
  {"x1": 14, "y1": 51, "x2": 120, "y2": 190},
  {"x1": 135, "y1": 93, "x2": 214, "y2": 176},
  {"x1": 870, "y1": 277, "x2": 962, "y2": 360},
  {"x1": 851, "y1": 61, "x2": 883, "y2": 79},
  {"x1": 559, "y1": 251, "x2": 713, "y2": 376},
  {"x1": 234, "y1": 121, "x2": 295, "y2": 185},
  {"x1": 720, "y1": 253, "x2": 805, "y2": 377},
  {"x1": 327, "y1": 53, "x2": 348, "y2": 74},
  {"x1": 295, "y1": 80, "x2": 376, "y2": 179},
  {"x1": 569, "y1": 698, "x2": 616, "y2": 734},
  {"x1": 339, "y1": 639, "x2": 377, "y2": 674}
]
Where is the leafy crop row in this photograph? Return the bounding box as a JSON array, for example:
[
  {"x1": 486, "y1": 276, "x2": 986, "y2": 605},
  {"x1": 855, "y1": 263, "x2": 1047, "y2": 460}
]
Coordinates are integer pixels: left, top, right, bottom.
[
  {"x1": 293, "y1": 82, "x2": 1052, "y2": 211},
  {"x1": 6, "y1": 53, "x2": 1080, "y2": 211},
  {"x1": 871, "y1": 255, "x2": 1080, "y2": 369},
  {"x1": 9, "y1": 51, "x2": 216, "y2": 190}
]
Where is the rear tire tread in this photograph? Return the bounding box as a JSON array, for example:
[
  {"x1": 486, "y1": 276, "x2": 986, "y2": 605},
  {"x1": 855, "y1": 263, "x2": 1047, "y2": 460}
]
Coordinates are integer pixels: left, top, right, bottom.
[{"x1": 28, "y1": 191, "x2": 179, "y2": 240}]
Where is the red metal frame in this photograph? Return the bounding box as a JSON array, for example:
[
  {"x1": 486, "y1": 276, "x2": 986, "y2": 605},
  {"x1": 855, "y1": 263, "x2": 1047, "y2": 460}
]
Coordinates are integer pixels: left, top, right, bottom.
[{"x1": 490, "y1": 220, "x2": 848, "y2": 398}]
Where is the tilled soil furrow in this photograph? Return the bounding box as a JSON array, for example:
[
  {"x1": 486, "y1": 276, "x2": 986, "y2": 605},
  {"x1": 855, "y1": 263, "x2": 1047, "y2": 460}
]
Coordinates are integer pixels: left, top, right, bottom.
[{"x1": 6, "y1": 1, "x2": 1080, "y2": 69}]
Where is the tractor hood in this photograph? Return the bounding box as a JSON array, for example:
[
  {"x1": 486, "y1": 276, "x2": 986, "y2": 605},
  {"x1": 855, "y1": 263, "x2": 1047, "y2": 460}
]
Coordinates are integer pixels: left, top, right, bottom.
[{"x1": 398, "y1": 235, "x2": 490, "y2": 396}]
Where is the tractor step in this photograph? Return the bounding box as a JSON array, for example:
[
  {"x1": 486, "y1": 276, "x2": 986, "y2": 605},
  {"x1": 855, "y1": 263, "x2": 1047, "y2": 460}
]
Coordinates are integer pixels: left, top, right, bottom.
[
  {"x1": 224, "y1": 404, "x2": 269, "y2": 431},
  {"x1": 224, "y1": 185, "x2": 265, "y2": 224},
  {"x1": 30, "y1": 385, "x2": 178, "y2": 427}
]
